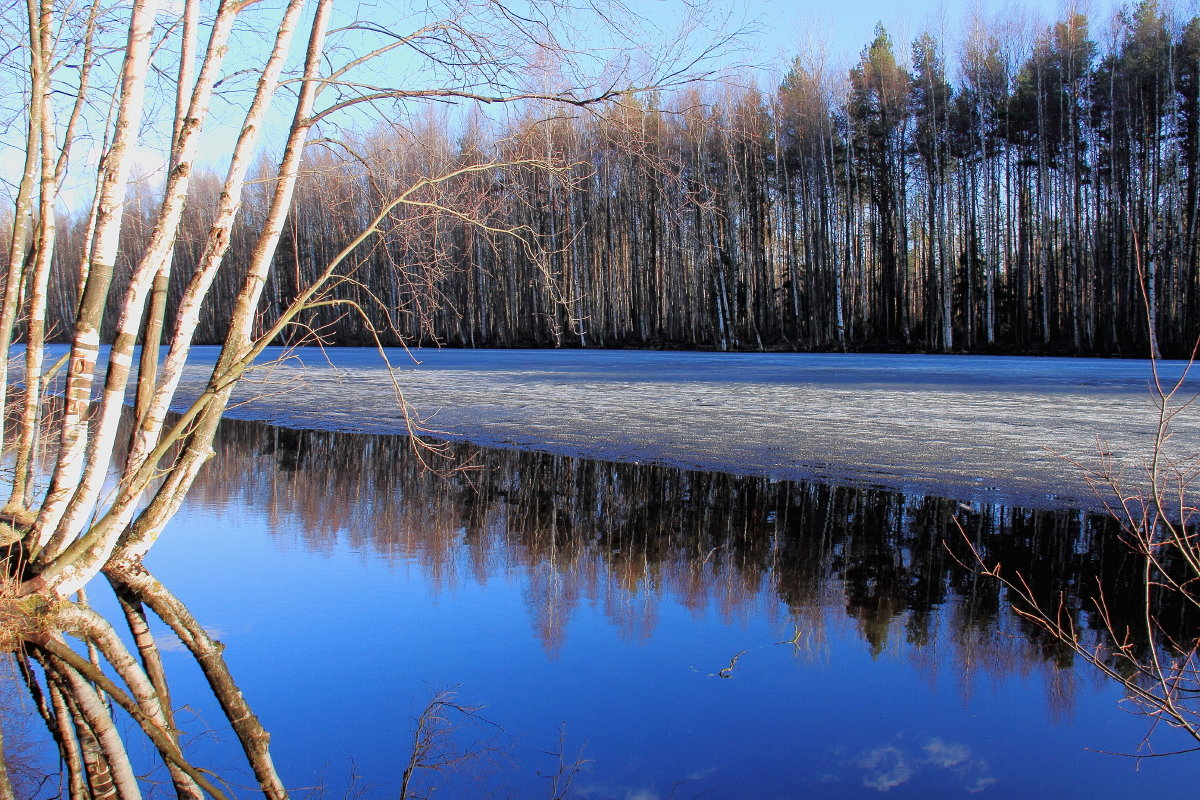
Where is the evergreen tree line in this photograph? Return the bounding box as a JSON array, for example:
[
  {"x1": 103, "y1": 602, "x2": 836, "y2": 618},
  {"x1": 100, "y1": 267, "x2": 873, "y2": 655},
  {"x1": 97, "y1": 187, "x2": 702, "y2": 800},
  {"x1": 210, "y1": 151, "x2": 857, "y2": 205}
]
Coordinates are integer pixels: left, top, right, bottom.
[{"x1": 43, "y1": 0, "x2": 1200, "y2": 355}]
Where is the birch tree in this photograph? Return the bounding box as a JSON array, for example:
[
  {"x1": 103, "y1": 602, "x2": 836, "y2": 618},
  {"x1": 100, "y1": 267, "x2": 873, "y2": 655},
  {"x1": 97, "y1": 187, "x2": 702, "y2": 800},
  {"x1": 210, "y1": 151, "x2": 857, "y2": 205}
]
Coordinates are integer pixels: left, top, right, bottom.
[{"x1": 0, "y1": 0, "x2": 724, "y2": 794}]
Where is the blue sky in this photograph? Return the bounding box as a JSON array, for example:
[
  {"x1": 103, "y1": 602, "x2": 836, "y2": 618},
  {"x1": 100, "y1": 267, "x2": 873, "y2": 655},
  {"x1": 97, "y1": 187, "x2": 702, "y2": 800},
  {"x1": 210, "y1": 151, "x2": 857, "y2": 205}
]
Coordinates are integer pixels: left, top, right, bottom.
[
  {"x1": 718, "y1": 0, "x2": 1137, "y2": 74},
  {"x1": 4, "y1": 0, "x2": 1189, "y2": 213}
]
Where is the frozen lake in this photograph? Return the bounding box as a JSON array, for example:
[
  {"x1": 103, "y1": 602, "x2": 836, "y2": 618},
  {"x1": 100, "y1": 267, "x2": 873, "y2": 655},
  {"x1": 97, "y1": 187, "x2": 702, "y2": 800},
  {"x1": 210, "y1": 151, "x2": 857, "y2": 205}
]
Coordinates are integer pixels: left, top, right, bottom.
[
  {"x1": 23, "y1": 348, "x2": 1193, "y2": 798},
  {"x1": 177, "y1": 348, "x2": 1200, "y2": 510}
]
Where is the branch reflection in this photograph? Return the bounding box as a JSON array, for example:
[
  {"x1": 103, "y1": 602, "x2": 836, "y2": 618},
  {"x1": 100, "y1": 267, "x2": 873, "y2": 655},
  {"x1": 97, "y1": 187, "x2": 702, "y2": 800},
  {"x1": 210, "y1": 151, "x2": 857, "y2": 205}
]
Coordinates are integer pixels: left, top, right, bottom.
[{"x1": 1, "y1": 562, "x2": 284, "y2": 799}]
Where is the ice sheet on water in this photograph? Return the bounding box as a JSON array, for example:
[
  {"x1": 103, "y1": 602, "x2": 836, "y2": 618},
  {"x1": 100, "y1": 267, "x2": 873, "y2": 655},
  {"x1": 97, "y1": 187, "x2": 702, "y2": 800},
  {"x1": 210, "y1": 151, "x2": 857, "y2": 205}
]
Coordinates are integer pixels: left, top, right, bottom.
[{"x1": 171, "y1": 346, "x2": 1199, "y2": 510}]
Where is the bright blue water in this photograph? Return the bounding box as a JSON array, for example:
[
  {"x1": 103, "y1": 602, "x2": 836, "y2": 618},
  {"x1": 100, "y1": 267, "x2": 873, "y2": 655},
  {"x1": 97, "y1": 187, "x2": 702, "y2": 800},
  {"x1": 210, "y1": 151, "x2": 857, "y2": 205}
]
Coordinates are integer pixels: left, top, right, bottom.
[
  {"x1": 26, "y1": 346, "x2": 1196, "y2": 796},
  {"x1": 71, "y1": 418, "x2": 1194, "y2": 799}
]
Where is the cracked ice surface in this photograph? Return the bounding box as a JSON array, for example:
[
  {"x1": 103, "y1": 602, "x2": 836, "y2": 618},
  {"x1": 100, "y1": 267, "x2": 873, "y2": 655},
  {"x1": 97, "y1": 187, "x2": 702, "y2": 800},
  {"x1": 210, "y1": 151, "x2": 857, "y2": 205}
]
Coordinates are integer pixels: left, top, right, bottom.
[{"x1": 176, "y1": 347, "x2": 1200, "y2": 510}]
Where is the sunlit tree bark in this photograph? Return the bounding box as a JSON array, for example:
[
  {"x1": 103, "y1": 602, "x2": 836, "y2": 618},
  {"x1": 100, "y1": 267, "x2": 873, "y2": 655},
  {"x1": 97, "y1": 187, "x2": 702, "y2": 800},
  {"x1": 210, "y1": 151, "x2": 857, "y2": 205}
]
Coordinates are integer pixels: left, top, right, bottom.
[{"x1": 0, "y1": 0, "x2": 724, "y2": 793}]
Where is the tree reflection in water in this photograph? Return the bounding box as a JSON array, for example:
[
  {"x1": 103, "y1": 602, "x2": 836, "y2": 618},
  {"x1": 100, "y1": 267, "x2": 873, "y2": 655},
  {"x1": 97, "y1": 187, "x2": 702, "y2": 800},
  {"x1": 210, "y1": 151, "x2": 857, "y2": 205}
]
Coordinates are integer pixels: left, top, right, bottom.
[
  {"x1": 196, "y1": 418, "x2": 1184, "y2": 712},
  {"x1": 5, "y1": 416, "x2": 1194, "y2": 796},
  {"x1": 0, "y1": 563, "x2": 284, "y2": 799}
]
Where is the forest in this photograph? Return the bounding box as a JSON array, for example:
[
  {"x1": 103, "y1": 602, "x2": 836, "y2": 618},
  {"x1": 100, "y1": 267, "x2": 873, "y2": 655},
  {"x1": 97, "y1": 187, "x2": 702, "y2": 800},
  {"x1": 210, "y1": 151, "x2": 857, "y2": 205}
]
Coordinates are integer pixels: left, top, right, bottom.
[
  {"x1": 34, "y1": 0, "x2": 1200, "y2": 356},
  {"x1": 2, "y1": 0, "x2": 1199, "y2": 794}
]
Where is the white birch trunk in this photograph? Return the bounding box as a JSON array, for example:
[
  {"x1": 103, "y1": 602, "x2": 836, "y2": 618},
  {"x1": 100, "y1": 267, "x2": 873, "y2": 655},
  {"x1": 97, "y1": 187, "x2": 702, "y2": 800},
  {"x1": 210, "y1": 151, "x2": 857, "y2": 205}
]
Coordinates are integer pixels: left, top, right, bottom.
[
  {"x1": 32, "y1": 0, "x2": 310, "y2": 596},
  {"x1": 33, "y1": 0, "x2": 160, "y2": 546},
  {"x1": 44, "y1": 0, "x2": 248, "y2": 560},
  {"x1": 122, "y1": 0, "x2": 310, "y2": 484}
]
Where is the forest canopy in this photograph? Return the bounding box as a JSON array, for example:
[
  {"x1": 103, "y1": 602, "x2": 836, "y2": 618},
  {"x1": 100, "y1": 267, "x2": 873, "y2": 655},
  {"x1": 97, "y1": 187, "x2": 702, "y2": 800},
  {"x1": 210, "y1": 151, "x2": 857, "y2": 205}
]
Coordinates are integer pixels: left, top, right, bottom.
[{"x1": 22, "y1": 0, "x2": 1199, "y2": 356}]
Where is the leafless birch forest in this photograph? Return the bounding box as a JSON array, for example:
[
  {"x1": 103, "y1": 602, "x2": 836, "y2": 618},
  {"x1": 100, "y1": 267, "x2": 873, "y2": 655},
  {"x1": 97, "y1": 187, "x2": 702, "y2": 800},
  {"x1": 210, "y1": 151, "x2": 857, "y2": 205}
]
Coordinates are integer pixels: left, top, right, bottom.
[
  {"x1": 2, "y1": 0, "x2": 1200, "y2": 796},
  {"x1": 25, "y1": 0, "x2": 1200, "y2": 356}
]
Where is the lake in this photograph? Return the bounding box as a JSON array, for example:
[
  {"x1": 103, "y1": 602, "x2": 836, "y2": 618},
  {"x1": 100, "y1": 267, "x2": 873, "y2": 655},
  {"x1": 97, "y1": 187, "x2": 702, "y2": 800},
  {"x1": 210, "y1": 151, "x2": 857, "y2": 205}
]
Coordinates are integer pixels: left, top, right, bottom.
[{"x1": 21, "y1": 349, "x2": 1200, "y2": 797}]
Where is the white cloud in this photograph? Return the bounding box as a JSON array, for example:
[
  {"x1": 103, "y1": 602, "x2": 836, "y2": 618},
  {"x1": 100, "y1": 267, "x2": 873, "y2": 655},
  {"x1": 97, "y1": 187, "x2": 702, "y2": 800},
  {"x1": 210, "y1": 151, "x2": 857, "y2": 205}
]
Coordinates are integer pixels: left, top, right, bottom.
[
  {"x1": 858, "y1": 746, "x2": 914, "y2": 792},
  {"x1": 922, "y1": 737, "x2": 969, "y2": 768},
  {"x1": 849, "y1": 737, "x2": 998, "y2": 794}
]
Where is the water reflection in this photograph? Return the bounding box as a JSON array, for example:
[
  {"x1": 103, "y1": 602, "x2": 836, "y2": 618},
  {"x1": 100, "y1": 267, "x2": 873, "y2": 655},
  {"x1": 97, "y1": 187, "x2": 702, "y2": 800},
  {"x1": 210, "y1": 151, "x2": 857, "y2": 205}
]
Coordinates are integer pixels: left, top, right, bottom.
[
  {"x1": 9, "y1": 415, "x2": 1193, "y2": 797},
  {"x1": 192, "y1": 417, "x2": 1177, "y2": 718},
  {"x1": 0, "y1": 564, "x2": 286, "y2": 800}
]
